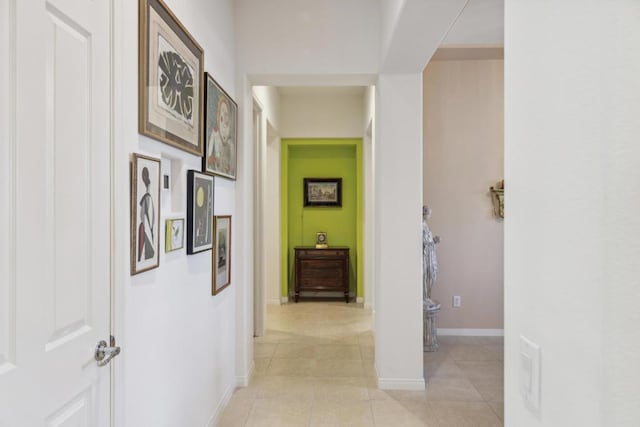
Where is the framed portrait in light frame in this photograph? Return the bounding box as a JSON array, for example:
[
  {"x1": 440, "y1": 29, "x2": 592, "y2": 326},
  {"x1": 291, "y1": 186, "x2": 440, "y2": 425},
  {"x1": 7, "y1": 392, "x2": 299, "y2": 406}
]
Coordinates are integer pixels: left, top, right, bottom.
[
  {"x1": 131, "y1": 153, "x2": 161, "y2": 275},
  {"x1": 202, "y1": 73, "x2": 238, "y2": 180},
  {"x1": 212, "y1": 215, "x2": 231, "y2": 295},
  {"x1": 139, "y1": 0, "x2": 205, "y2": 155}
]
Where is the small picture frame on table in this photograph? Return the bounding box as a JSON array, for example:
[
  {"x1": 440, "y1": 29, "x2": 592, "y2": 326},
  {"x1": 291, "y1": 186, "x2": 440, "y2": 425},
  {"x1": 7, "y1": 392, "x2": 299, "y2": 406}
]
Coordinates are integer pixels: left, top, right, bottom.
[
  {"x1": 130, "y1": 153, "x2": 161, "y2": 275},
  {"x1": 212, "y1": 215, "x2": 232, "y2": 295},
  {"x1": 186, "y1": 170, "x2": 214, "y2": 254}
]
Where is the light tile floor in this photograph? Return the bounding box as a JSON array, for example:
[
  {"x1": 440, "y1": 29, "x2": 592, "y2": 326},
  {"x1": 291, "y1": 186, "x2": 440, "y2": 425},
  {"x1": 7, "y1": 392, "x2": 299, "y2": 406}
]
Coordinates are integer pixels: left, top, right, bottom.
[{"x1": 218, "y1": 302, "x2": 503, "y2": 426}]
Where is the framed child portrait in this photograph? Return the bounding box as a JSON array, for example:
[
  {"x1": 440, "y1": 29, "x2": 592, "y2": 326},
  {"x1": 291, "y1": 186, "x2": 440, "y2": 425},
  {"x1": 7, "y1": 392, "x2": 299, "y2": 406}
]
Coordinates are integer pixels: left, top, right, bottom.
[
  {"x1": 130, "y1": 153, "x2": 161, "y2": 275},
  {"x1": 212, "y1": 215, "x2": 231, "y2": 295},
  {"x1": 202, "y1": 73, "x2": 237, "y2": 180}
]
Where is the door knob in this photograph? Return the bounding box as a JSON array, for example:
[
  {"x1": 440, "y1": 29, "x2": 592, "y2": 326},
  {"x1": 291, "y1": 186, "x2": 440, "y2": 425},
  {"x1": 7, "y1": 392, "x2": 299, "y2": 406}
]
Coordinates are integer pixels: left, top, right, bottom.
[{"x1": 95, "y1": 335, "x2": 121, "y2": 367}]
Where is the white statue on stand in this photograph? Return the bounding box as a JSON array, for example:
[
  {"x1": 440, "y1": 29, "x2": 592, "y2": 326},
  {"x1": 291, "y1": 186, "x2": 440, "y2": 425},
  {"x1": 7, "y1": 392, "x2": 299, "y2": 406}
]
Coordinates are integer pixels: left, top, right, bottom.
[
  {"x1": 422, "y1": 206, "x2": 441, "y2": 351},
  {"x1": 422, "y1": 206, "x2": 440, "y2": 308}
]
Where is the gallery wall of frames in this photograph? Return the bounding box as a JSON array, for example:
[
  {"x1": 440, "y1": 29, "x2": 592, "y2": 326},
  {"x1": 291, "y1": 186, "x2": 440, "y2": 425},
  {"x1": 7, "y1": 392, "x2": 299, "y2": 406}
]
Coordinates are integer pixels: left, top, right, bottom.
[{"x1": 131, "y1": 0, "x2": 236, "y2": 296}]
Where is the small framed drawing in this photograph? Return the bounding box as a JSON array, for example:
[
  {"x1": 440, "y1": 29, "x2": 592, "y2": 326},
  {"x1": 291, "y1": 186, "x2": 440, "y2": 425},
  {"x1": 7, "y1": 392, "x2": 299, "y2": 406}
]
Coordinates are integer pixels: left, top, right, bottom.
[
  {"x1": 165, "y1": 218, "x2": 184, "y2": 252},
  {"x1": 186, "y1": 170, "x2": 214, "y2": 254},
  {"x1": 131, "y1": 153, "x2": 161, "y2": 275},
  {"x1": 212, "y1": 215, "x2": 232, "y2": 295},
  {"x1": 303, "y1": 178, "x2": 342, "y2": 207},
  {"x1": 202, "y1": 73, "x2": 238, "y2": 180},
  {"x1": 139, "y1": 0, "x2": 205, "y2": 156}
]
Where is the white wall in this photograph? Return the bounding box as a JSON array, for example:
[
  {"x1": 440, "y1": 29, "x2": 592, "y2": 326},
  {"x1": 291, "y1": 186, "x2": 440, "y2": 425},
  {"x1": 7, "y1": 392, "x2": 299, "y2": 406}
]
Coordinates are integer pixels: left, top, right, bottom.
[
  {"x1": 380, "y1": 0, "x2": 406, "y2": 58},
  {"x1": 443, "y1": 0, "x2": 504, "y2": 45},
  {"x1": 253, "y1": 86, "x2": 281, "y2": 131},
  {"x1": 280, "y1": 88, "x2": 365, "y2": 138},
  {"x1": 235, "y1": 0, "x2": 379, "y2": 75},
  {"x1": 253, "y1": 87, "x2": 282, "y2": 305},
  {"x1": 380, "y1": 0, "x2": 468, "y2": 72},
  {"x1": 506, "y1": 1, "x2": 640, "y2": 425},
  {"x1": 375, "y1": 74, "x2": 424, "y2": 390},
  {"x1": 115, "y1": 0, "x2": 238, "y2": 425},
  {"x1": 363, "y1": 86, "x2": 376, "y2": 310},
  {"x1": 423, "y1": 59, "x2": 504, "y2": 330}
]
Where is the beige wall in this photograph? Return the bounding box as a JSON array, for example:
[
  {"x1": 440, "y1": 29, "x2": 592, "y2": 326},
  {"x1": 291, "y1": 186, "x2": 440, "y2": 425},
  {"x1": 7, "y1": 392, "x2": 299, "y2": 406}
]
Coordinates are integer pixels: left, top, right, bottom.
[{"x1": 423, "y1": 59, "x2": 504, "y2": 330}]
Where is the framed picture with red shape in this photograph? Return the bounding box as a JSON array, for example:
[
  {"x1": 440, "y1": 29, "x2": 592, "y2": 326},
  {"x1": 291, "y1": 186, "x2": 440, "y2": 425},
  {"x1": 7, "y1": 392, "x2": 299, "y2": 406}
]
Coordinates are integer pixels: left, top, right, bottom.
[{"x1": 130, "y1": 153, "x2": 161, "y2": 275}]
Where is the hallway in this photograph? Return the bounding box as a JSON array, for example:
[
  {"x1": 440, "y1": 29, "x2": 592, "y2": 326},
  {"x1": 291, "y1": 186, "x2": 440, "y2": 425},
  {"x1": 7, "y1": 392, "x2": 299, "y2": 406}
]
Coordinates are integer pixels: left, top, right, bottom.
[{"x1": 218, "y1": 302, "x2": 503, "y2": 426}]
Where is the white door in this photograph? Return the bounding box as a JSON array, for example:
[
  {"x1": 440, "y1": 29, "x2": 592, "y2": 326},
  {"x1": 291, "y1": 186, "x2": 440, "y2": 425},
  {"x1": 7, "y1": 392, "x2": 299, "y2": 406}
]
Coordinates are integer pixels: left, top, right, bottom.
[{"x1": 0, "y1": 0, "x2": 114, "y2": 425}]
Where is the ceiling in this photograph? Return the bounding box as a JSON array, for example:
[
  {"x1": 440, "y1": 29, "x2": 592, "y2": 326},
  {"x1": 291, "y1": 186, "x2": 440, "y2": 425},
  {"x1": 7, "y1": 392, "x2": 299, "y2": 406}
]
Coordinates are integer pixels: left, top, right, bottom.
[
  {"x1": 443, "y1": 0, "x2": 504, "y2": 45},
  {"x1": 272, "y1": 0, "x2": 504, "y2": 95},
  {"x1": 277, "y1": 86, "x2": 367, "y2": 96}
]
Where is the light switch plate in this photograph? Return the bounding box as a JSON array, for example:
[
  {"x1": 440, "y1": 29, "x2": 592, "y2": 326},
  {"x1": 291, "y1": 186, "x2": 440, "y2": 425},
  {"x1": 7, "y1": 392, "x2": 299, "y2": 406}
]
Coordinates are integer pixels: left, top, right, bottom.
[{"x1": 520, "y1": 335, "x2": 541, "y2": 411}]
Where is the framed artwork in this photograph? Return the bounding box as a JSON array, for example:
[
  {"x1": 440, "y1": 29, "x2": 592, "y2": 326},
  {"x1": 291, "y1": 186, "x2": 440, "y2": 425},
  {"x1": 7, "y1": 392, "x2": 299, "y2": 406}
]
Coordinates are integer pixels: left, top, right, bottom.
[
  {"x1": 203, "y1": 73, "x2": 238, "y2": 180},
  {"x1": 212, "y1": 215, "x2": 232, "y2": 295},
  {"x1": 130, "y1": 153, "x2": 161, "y2": 275},
  {"x1": 165, "y1": 218, "x2": 184, "y2": 252},
  {"x1": 303, "y1": 178, "x2": 343, "y2": 207},
  {"x1": 139, "y1": 0, "x2": 205, "y2": 156},
  {"x1": 315, "y1": 232, "x2": 328, "y2": 249},
  {"x1": 186, "y1": 170, "x2": 214, "y2": 254}
]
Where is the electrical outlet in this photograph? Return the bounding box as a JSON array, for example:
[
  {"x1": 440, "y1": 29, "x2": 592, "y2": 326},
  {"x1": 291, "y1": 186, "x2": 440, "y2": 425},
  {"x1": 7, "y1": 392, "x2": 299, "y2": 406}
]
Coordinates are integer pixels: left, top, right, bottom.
[{"x1": 452, "y1": 295, "x2": 461, "y2": 307}]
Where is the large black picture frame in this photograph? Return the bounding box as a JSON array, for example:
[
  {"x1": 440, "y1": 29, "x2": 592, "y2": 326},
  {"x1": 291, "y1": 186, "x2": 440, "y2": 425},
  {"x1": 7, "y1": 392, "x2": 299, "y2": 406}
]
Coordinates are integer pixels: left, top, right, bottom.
[
  {"x1": 303, "y1": 178, "x2": 343, "y2": 207},
  {"x1": 186, "y1": 170, "x2": 214, "y2": 254}
]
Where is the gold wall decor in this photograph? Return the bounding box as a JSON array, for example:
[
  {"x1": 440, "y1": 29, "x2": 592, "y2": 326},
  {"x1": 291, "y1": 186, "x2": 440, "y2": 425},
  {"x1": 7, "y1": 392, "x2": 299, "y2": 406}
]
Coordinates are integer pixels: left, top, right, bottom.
[
  {"x1": 490, "y1": 180, "x2": 504, "y2": 219},
  {"x1": 315, "y1": 232, "x2": 328, "y2": 249}
]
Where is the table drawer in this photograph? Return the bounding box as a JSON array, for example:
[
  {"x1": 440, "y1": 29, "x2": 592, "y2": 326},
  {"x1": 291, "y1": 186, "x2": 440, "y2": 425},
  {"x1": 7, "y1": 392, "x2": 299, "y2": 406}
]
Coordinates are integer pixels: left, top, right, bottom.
[{"x1": 296, "y1": 249, "x2": 348, "y2": 258}]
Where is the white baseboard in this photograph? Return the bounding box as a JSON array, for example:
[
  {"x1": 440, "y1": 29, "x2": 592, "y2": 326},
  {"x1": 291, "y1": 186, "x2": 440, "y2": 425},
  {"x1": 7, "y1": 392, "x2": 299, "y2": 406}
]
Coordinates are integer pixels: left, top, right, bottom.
[
  {"x1": 356, "y1": 297, "x2": 364, "y2": 303},
  {"x1": 267, "y1": 298, "x2": 281, "y2": 305},
  {"x1": 205, "y1": 383, "x2": 234, "y2": 427},
  {"x1": 437, "y1": 328, "x2": 504, "y2": 336},
  {"x1": 235, "y1": 360, "x2": 254, "y2": 387},
  {"x1": 378, "y1": 377, "x2": 425, "y2": 391},
  {"x1": 280, "y1": 296, "x2": 289, "y2": 304}
]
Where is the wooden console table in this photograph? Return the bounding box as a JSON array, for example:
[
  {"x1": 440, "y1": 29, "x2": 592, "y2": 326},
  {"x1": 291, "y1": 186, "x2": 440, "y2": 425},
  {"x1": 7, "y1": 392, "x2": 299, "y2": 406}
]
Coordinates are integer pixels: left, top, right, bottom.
[{"x1": 294, "y1": 247, "x2": 350, "y2": 303}]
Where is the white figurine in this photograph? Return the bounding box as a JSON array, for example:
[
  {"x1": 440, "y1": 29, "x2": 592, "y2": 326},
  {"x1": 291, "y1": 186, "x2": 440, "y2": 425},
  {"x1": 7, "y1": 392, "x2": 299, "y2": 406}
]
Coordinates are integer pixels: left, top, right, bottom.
[{"x1": 422, "y1": 206, "x2": 440, "y2": 308}]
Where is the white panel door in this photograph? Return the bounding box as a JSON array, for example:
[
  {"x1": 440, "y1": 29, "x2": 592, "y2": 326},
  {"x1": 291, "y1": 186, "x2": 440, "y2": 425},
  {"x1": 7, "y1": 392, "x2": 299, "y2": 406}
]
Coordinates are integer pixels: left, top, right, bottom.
[{"x1": 0, "y1": 0, "x2": 113, "y2": 425}]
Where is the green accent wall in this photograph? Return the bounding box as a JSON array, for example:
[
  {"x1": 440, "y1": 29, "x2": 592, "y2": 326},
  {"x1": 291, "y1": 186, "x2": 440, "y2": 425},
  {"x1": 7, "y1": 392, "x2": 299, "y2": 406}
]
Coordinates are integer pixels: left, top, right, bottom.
[{"x1": 280, "y1": 139, "x2": 363, "y2": 300}]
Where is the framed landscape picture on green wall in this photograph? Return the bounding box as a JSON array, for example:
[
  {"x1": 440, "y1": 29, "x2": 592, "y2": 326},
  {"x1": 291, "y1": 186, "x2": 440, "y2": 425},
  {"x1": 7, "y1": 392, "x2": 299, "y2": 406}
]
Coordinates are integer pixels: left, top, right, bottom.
[{"x1": 303, "y1": 178, "x2": 342, "y2": 207}]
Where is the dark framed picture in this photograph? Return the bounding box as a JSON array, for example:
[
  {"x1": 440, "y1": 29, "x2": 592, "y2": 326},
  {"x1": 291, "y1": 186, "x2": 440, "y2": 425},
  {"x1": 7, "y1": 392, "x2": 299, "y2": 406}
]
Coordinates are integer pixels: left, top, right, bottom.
[
  {"x1": 165, "y1": 218, "x2": 184, "y2": 252},
  {"x1": 139, "y1": 0, "x2": 205, "y2": 156},
  {"x1": 303, "y1": 178, "x2": 342, "y2": 207},
  {"x1": 130, "y1": 153, "x2": 161, "y2": 275},
  {"x1": 212, "y1": 215, "x2": 231, "y2": 295},
  {"x1": 186, "y1": 170, "x2": 214, "y2": 254},
  {"x1": 203, "y1": 73, "x2": 238, "y2": 180}
]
